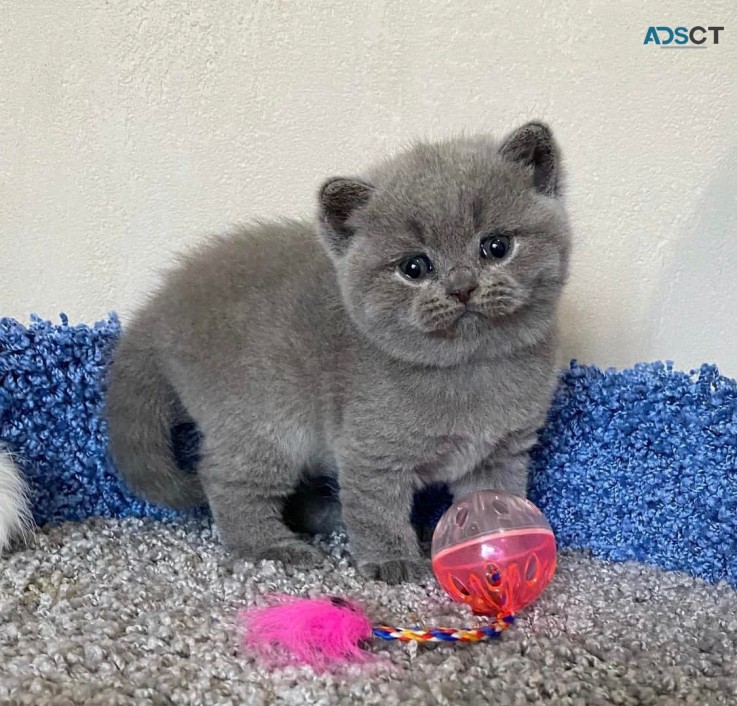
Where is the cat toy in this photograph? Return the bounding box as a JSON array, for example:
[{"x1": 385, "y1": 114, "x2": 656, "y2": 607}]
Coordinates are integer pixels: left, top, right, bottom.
[{"x1": 239, "y1": 490, "x2": 557, "y2": 671}]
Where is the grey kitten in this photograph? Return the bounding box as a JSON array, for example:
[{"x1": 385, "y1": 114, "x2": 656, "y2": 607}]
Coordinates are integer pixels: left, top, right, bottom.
[{"x1": 107, "y1": 121, "x2": 571, "y2": 584}]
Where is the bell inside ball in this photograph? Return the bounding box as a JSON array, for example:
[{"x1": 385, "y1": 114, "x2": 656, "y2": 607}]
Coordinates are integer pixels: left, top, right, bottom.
[{"x1": 431, "y1": 490, "x2": 557, "y2": 617}]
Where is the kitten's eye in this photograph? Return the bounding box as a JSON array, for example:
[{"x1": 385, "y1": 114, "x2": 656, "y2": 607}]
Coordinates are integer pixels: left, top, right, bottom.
[
  {"x1": 398, "y1": 254, "x2": 434, "y2": 280},
  {"x1": 480, "y1": 234, "x2": 511, "y2": 260}
]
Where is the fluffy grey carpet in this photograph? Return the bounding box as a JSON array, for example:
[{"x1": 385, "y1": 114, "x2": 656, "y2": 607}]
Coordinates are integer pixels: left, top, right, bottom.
[{"x1": 1, "y1": 518, "x2": 736, "y2": 706}]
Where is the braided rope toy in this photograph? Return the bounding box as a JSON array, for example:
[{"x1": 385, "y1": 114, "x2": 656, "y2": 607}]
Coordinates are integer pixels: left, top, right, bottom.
[
  {"x1": 372, "y1": 616, "x2": 515, "y2": 643},
  {"x1": 239, "y1": 491, "x2": 555, "y2": 671}
]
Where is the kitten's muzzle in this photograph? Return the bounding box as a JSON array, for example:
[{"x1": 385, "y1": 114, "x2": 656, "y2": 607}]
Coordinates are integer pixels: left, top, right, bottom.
[{"x1": 445, "y1": 266, "x2": 478, "y2": 305}]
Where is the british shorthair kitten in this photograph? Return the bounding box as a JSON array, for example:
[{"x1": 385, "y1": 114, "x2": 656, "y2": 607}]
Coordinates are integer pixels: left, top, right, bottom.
[{"x1": 107, "y1": 122, "x2": 571, "y2": 584}]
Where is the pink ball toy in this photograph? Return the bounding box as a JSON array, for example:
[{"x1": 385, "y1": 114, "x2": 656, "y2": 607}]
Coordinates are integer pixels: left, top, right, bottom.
[{"x1": 431, "y1": 490, "x2": 557, "y2": 617}]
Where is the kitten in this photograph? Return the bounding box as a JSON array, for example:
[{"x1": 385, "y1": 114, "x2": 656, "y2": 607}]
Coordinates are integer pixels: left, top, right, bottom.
[{"x1": 107, "y1": 122, "x2": 571, "y2": 584}]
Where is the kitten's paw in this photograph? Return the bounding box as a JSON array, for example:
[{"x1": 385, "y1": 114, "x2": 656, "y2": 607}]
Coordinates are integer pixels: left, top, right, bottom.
[
  {"x1": 358, "y1": 558, "x2": 432, "y2": 585},
  {"x1": 258, "y1": 541, "x2": 324, "y2": 569}
]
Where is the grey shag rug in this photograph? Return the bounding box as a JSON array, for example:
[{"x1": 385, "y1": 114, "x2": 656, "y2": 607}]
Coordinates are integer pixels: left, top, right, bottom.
[{"x1": 1, "y1": 518, "x2": 736, "y2": 706}]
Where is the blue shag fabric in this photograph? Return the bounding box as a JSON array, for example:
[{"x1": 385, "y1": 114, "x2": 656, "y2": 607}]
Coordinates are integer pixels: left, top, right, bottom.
[
  {"x1": 0, "y1": 315, "x2": 190, "y2": 524},
  {"x1": 1, "y1": 315, "x2": 736, "y2": 587}
]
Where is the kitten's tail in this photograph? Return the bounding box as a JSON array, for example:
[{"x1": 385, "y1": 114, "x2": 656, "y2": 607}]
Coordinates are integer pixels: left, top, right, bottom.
[{"x1": 106, "y1": 335, "x2": 206, "y2": 509}]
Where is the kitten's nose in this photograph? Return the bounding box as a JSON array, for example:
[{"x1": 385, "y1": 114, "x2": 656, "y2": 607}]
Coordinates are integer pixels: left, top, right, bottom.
[{"x1": 446, "y1": 267, "x2": 478, "y2": 305}]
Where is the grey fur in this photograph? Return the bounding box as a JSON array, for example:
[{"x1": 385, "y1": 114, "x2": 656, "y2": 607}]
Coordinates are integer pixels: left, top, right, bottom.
[{"x1": 107, "y1": 122, "x2": 571, "y2": 584}]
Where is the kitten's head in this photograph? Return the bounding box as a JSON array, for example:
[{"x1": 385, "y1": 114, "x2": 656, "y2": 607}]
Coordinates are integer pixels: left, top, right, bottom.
[{"x1": 317, "y1": 122, "x2": 571, "y2": 367}]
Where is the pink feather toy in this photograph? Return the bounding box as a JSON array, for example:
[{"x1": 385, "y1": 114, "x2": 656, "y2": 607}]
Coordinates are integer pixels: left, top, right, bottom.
[
  {"x1": 239, "y1": 491, "x2": 557, "y2": 672},
  {"x1": 239, "y1": 594, "x2": 514, "y2": 672},
  {"x1": 239, "y1": 596, "x2": 374, "y2": 672}
]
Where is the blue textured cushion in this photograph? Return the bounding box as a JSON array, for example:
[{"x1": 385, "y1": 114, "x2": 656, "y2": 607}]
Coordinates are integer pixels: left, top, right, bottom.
[{"x1": 1, "y1": 315, "x2": 735, "y2": 586}]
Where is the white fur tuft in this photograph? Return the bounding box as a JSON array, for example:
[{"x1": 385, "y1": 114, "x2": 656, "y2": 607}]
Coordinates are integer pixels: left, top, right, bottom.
[{"x1": 0, "y1": 451, "x2": 33, "y2": 553}]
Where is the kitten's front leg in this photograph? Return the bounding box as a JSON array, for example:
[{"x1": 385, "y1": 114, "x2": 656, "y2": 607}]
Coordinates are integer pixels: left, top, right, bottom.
[
  {"x1": 339, "y1": 456, "x2": 429, "y2": 585},
  {"x1": 451, "y1": 428, "x2": 538, "y2": 500}
]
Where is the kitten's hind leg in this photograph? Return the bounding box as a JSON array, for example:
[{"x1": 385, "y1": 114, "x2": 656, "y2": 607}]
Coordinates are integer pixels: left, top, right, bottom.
[{"x1": 199, "y1": 436, "x2": 324, "y2": 569}]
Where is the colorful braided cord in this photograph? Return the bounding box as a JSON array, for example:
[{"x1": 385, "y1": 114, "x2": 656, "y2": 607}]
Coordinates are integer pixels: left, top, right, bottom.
[{"x1": 372, "y1": 615, "x2": 514, "y2": 643}]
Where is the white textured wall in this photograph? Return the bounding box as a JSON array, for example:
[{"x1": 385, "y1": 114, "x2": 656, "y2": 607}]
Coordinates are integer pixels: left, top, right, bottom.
[{"x1": 1, "y1": 1, "x2": 736, "y2": 375}]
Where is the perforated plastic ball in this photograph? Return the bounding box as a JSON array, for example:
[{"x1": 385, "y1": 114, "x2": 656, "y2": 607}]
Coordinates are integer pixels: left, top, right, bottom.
[{"x1": 431, "y1": 490, "x2": 557, "y2": 617}]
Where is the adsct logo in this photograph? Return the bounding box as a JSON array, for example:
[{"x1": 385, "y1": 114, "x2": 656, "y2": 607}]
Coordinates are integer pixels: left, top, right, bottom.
[{"x1": 644, "y1": 26, "x2": 724, "y2": 47}]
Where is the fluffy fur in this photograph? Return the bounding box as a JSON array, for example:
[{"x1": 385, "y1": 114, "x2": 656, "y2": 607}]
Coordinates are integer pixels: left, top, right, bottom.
[
  {"x1": 107, "y1": 122, "x2": 572, "y2": 583},
  {"x1": 0, "y1": 451, "x2": 32, "y2": 553}
]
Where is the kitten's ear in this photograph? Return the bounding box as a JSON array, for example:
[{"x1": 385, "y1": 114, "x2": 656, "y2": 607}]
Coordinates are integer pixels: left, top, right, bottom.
[
  {"x1": 318, "y1": 177, "x2": 374, "y2": 256},
  {"x1": 498, "y1": 122, "x2": 561, "y2": 197}
]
